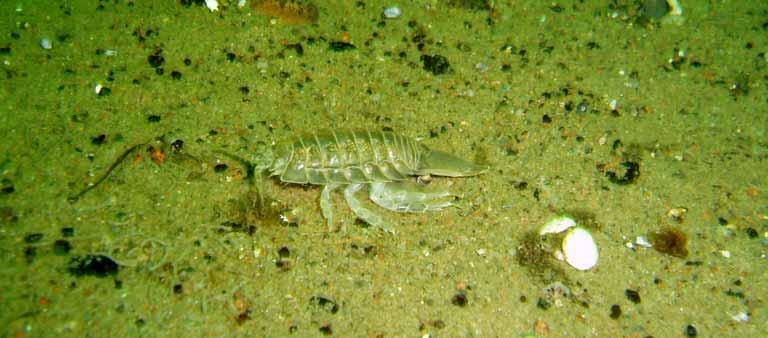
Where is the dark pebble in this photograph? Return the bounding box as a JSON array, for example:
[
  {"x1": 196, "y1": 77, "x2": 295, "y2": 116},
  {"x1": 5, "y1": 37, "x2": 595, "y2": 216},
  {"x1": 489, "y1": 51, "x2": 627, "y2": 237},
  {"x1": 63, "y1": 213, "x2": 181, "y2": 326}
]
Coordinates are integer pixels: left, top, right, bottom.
[
  {"x1": 536, "y1": 297, "x2": 551, "y2": 310},
  {"x1": 542, "y1": 114, "x2": 552, "y2": 123},
  {"x1": 421, "y1": 54, "x2": 450, "y2": 75},
  {"x1": 319, "y1": 324, "x2": 332, "y2": 335},
  {"x1": 451, "y1": 291, "x2": 468, "y2": 307},
  {"x1": 284, "y1": 43, "x2": 304, "y2": 56},
  {"x1": 278, "y1": 246, "x2": 290, "y2": 258},
  {"x1": 745, "y1": 227, "x2": 758, "y2": 238},
  {"x1": 226, "y1": 52, "x2": 236, "y2": 62},
  {"x1": 625, "y1": 289, "x2": 641, "y2": 303},
  {"x1": 170, "y1": 70, "x2": 182, "y2": 80},
  {"x1": 25, "y1": 232, "x2": 44, "y2": 243},
  {"x1": 53, "y1": 239, "x2": 72, "y2": 255},
  {"x1": 184, "y1": 58, "x2": 191, "y2": 66},
  {"x1": 685, "y1": 324, "x2": 697, "y2": 337},
  {"x1": 213, "y1": 163, "x2": 228, "y2": 173},
  {"x1": 24, "y1": 246, "x2": 36, "y2": 263},
  {"x1": 328, "y1": 41, "x2": 356, "y2": 51},
  {"x1": 61, "y1": 227, "x2": 75, "y2": 237},
  {"x1": 91, "y1": 134, "x2": 107, "y2": 145},
  {"x1": 155, "y1": 67, "x2": 164, "y2": 75},
  {"x1": 147, "y1": 115, "x2": 161, "y2": 123},
  {"x1": 239, "y1": 86, "x2": 250, "y2": 94},
  {"x1": 1, "y1": 178, "x2": 14, "y2": 194},
  {"x1": 170, "y1": 139, "x2": 184, "y2": 153},
  {"x1": 68, "y1": 254, "x2": 120, "y2": 277},
  {"x1": 609, "y1": 304, "x2": 622, "y2": 319},
  {"x1": 148, "y1": 51, "x2": 164, "y2": 68},
  {"x1": 173, "y1": 284, "x2": 183, "y2": 294}
]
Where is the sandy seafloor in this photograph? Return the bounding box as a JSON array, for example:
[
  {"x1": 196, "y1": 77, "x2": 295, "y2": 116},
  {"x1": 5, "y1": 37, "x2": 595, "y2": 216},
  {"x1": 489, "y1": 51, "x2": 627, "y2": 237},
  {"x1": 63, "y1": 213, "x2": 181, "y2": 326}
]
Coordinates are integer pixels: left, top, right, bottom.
[{"x1": 1, "y1": 1, "x2": 766, "y2": 337}]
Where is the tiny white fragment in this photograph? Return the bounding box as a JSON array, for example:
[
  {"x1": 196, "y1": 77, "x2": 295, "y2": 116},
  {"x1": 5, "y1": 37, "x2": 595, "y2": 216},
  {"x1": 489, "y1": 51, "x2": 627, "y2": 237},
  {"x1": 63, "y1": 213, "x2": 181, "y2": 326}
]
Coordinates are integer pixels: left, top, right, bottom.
[
  {"x1": 476, "y1": 248, "x2": 487, "y2": 257},
  {"x1": 383, "y1": 6, "x2": 402, "y2": 19},
  {"x1": 205, "y1": 0, "x2": 219, "y2": 11},
  {"x1": 609, "y1": 99, "x2": 619, "y2": 111},
  {"x1": 635, "y1": 236, "x2": 652, "y2": 248},
  {"x1": 720, "y1": 250, "x2": 731, "y2": 258},
  {"x1": 730, "y1": 311, "x2": 749, "y2": 323},
  {"x1": 539, "y1": 216, "x2": 576, "y2": 235},
  {"x1": 237, "y1": 0, "x2": 247, "y2": 8},
  {"x1": 562, "y1": 227, "x2": 599, "y2": 271},
  {"x1": 94, "y1": 84, "x2": 103, "y2": 95},
  {"x1": 40, "y1": 37, "x2": 52, "y2": 50}
]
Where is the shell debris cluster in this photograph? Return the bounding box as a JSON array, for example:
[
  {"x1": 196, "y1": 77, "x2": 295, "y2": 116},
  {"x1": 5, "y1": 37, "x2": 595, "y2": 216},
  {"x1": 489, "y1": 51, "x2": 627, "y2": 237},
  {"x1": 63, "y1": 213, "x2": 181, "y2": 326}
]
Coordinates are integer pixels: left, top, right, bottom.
[{"x1": 540, "y1": 216, "x2": 599, "y2": 271}]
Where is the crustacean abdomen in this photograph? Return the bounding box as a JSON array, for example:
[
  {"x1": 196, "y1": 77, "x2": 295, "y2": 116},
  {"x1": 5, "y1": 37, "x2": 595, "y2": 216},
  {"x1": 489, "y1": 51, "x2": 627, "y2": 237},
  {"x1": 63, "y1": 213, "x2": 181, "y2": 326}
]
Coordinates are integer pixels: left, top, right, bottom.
[{"x1": 269, "y1": 130, "x2": 424, "y2": 185}]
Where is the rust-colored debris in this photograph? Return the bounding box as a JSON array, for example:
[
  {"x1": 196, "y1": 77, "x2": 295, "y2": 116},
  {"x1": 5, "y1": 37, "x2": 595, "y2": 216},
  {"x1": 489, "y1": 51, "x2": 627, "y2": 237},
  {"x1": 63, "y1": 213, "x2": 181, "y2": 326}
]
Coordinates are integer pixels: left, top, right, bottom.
[
  {"x1": 649, "y1": 227, "x2": 689, "y2": 258},
  {"x1": 251, "y1": 0, "x2": 318, "y2": 25}
]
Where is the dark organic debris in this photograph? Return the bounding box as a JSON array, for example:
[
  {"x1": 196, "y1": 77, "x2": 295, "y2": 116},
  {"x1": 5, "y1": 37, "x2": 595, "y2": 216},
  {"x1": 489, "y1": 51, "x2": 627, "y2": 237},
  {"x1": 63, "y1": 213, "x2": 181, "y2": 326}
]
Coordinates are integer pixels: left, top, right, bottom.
[
  {"x1": 649, "y1": 228, "x2": 689, "y2": 258},
  {"x1": 421, "y1": 54, "x2": 451, "y2": 75},
  {"x1": 309, "y1": 295, "x2": 339, "y2": 314},
  {"x1": 603, "y1": 161, "x2": 640, "y2": 185},
  {"x1": 68, "y1": 254, "x2": 120, "y2": 277}
]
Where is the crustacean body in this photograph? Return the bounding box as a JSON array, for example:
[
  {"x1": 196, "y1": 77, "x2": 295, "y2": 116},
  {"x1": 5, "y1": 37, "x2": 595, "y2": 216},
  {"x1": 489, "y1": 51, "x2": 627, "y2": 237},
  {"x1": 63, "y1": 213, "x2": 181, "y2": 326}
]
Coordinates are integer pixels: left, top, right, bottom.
[{"x1": 254, "y1": 130, "x2": 488, "y2": 232}]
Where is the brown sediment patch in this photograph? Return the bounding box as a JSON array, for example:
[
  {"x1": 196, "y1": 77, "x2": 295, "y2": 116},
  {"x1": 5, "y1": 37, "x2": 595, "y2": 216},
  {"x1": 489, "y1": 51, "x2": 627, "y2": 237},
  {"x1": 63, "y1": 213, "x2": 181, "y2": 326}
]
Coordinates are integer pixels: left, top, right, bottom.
[{"x1": 251, "y1": 0, "x2": 318, "y2": 25}]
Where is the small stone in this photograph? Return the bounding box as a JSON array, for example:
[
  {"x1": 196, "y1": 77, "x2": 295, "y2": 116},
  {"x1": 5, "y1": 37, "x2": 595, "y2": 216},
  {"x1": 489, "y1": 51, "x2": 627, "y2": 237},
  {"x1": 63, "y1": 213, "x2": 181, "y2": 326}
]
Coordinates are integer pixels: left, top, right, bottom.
[
  {"x1": 53, "y1": 240, "x2": 72, "y2": 255},
  {"x1": 383, "y1": 6, "x2": 402, "y2": 19},
  {"x1": 451, "y1": 291, "x2": 468, "y2": 307},
  {"x1": 625, "y1": 289, "x2": 641, "y2": 303},
  {"x1": 609, "y1": 304, "x2": 622, "y2": 319},
  {"x1": 40, "y1": 37, "x2": 52, "y2": 50},
  {"x1": 214, "y1": 163, "x2": 229, "y2": 173},
  {"x1": 685, "y1": 324, "x2": 697, "y2": 337}
]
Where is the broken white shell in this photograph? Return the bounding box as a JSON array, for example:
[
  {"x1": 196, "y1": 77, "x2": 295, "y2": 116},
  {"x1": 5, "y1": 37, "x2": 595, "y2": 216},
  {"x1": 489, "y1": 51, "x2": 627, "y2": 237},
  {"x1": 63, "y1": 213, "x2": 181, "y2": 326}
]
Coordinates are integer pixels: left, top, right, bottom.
[
  {"x1": 562, "y1": 227, "x2": 599, "y2": 271},
  {"x1": 539, "y1": 216, "x2": 576, "y2": 235}
]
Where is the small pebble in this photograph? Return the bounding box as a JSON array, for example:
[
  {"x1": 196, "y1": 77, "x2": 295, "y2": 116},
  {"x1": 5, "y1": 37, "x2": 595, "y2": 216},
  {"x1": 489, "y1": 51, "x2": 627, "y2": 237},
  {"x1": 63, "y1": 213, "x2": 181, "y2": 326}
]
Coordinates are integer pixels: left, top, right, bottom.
[
  {"x1": 609, "y1": 304, "x2": 622, "y2": 319},
  {"x1": 53, "y1": 240, "x2": 72, "y2": 255},
  {"x1": 40, "y1": 37, "x2": 52, "y2": 50},
  {"x1": 625, "y1": 289, "x2": 641, "y2": 303},
  {"x1": 685, "y1": 324, "x2": 697, "y2": 337},
  {"x1": 383, "y1": 6, "x2": 402, "y2": 19}
]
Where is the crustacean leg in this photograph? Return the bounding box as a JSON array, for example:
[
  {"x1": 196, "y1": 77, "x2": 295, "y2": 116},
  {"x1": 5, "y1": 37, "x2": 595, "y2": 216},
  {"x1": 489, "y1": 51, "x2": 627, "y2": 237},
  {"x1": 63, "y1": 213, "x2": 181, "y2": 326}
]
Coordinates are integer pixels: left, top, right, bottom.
[
  {"x1": 320, "y1": 184, "x2": 340, "y2": 231},
  {"x1": 368, "y1": 181, "x2": 457, "y2": 213},
  {"x1": 343, "y1": 184, "x2": 394, "y2": 234}
]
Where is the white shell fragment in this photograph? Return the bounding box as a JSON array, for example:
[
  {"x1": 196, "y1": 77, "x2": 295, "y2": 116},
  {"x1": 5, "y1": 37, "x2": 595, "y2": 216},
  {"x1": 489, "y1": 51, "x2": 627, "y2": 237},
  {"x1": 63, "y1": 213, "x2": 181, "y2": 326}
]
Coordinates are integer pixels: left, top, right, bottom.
[
  {"x1": 205, "y1": 0, "x2": 219, "y2": 11},
  {"x1": 539, "y1": 216, "x2": 576, "y2": 235},
  {"x1": 562, "y1": 227, "x2": 599, "y2": 271}
]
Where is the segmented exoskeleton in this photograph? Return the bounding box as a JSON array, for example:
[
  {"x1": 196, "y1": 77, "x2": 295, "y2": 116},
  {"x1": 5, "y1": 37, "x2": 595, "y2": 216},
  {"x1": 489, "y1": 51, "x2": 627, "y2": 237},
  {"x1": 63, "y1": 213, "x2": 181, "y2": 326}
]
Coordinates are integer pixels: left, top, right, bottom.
[{"x1": 251, "y1": 130, "x2": 488, "y2": 232}]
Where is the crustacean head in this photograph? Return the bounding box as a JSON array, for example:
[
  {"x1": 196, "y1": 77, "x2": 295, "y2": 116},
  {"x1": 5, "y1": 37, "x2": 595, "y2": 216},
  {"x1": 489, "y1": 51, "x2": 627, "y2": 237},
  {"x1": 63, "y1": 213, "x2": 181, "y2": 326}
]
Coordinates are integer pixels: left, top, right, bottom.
[{"x1": 415, "y1": 147, "x2": 489, "y2": 177}]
